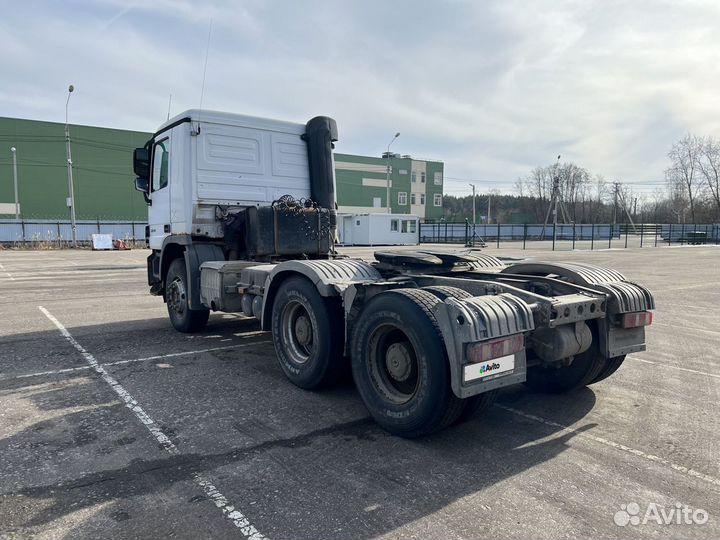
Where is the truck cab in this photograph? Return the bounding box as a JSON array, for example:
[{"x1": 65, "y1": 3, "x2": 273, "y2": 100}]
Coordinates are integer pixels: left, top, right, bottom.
[{"x1": 133, "y1": 110, "x2": 338, "y2": 309}]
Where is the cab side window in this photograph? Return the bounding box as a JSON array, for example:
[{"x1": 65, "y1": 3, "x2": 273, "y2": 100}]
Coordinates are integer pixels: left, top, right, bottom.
[{"x1": 152, "y1": 138, "x2": 170, "y2": 191}]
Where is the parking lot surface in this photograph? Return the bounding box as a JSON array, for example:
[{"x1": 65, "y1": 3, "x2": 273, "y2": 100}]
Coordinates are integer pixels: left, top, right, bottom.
[{"x1": 1, "y1": 244, "x2": 718, "y2": 539}]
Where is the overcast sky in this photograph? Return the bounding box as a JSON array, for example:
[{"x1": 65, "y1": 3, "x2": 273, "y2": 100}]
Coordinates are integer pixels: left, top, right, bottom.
[{"x1": 2, "y1": 0, "x2": 719, "y2": 195}]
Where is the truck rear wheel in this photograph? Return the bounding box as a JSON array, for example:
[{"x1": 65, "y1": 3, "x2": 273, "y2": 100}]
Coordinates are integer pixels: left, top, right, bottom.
[
  {"x1": 457, "y1": 390, "x2": 498, "y2": 423},
  {"x1": 421, "y1": 285, "x2": 472, "y2": 301},
  {"x1": 351, "y1": 289, "x2": 464, "y2": 438},
  {"x1": 271, "y1": 277, "x2": 344, "y2": 389},
  {"x1": 421, "y1": 286, "x2": 497, "y2": 425},
  {"x1": 589, "y1": 355, "x2": 626, "y2": 384},
  {"x1": 166, "y1": 258, "x2": 210, "y2": 333},
  {"x1": 525, "y1": 324, "x2": 605, "y2": 393}
]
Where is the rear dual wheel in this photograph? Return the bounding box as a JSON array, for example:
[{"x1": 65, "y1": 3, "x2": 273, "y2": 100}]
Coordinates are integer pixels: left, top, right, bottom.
[
  {"x1": 421, "y1": 286, "x2": 497, "y2": 423},
  {"x1": 351, "y1": 289, "x2": 463, "y2": 437},
  {"x1": 525, "y1": 322, "x2": 624, "y2": 392},
  {"x1": 271, "y1": 277, "x2": 346, "y2": 389},
  {"x1": 352, "y1": 288, "x2": 495, "y2": 437}
]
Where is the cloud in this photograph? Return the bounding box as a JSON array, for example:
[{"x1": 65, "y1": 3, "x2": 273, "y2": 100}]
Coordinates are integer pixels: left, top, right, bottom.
[{"x1": 1, "y1": 0, "x2": 719, "y2": 194}]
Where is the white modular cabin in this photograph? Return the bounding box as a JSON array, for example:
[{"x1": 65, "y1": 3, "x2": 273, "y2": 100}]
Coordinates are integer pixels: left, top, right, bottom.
[{"x1": 338, "y1": 213, "x2": 420, "y2": 246}]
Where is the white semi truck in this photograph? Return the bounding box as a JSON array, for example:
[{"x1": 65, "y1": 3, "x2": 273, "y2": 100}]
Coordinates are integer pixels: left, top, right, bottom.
[{"x1": 133, "y1": 109, "x2": 654, "y2": 437}]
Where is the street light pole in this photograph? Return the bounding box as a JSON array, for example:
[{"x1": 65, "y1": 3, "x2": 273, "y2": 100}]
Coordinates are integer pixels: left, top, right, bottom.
[
  {"x1": 65, "y1": 84, "x2": 77, "y2": 247},
  {"x1": 385, "y1": 132, "x2": 400, "y2": 214},
  {"x1": 10, "y1": 147, "x2": 19, "y2": 219}
]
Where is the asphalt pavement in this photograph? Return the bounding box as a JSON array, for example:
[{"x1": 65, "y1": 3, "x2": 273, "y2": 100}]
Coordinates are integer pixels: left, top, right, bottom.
[{"x1": 0, "y1": 243, "x2": 718, "y2": 539}]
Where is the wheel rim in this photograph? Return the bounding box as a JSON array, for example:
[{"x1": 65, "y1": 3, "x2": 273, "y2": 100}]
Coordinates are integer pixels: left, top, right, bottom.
[
  {"x1": 368, "y1": 324, "x2": 419, "y2": 404},
  {"x1": 167, "y1": 277, "x2": 187, "y2": 316},
  {"x1": 280, "y1": 300, "x2": 315, "y2": 364}
]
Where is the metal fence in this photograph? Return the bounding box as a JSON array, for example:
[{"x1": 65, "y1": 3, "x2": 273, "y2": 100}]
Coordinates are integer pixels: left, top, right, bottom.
[
  {"x1": 3, "y1": 218, "x2": 719, "y2": 251},
  {"x1": 420, "y1": 221, "x2": 720, "y2": 250},
  {"x1": 0, "y1": 219, "x2": 146, "y2": 247}
]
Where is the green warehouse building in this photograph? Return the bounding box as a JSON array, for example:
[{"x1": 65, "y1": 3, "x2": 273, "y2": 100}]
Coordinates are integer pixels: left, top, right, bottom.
[
  {"x1": 0, "y1": 117, "x2": 443, "y2": 224},
  {"x1": 335, "y1": 153, "x2": 443, "y2": 220},
  {"x1": 0, "y1": 117, "x2": 150, "y2": 221}
]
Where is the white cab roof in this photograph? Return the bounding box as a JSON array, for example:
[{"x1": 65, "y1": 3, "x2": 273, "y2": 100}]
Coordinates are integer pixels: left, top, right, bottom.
[{"x1": 156, "y1": 109, "x2": 306, "y2": 135}]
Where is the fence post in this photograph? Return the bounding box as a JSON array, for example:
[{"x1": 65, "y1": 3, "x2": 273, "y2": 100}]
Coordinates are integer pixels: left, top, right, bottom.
[
  {"x1": 654, "y1": 224, "x2": 658, "y2": 247},
  {"x1": 668, "y1": 223, "x2": 672, "y2": 246},
  {"x1": 608, "y1": 225, "x2": 612, "y2": 249},
  {"x1": 591, "y1": 223, "x2": 595, "y2": 250},
  {"x1": 552, "y1": 225, "x2": 556, "y2": 251},
  {"x1": 496, "y1": 222, "x2": 500, "y2": 248},
  {"x1": 640, "y1": 220, "x2": 644, "y2": 247},
  {"x1": 523, "y1": 223, "x2": 527, "y2": 250},
  {"x1": 624, "y1": 223, "x2": 629, "y2": 248},
  {"x1": 21, "y1": 219, "x2": 26, "y2": 244},
  {"x1": 57, "y1": 222, "x2": 61, "y2": 248},
  {"x1": 572, "y1": 223, "x2": 576, "y2": 250}
]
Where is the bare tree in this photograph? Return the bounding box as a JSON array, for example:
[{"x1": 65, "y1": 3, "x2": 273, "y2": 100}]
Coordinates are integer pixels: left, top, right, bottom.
[
  {"x1": 697, "y1": 136, "x2": 720, "y2": 219},
  {"x1": 665, "y1": 134, "x2": 704, "y2": 223}
]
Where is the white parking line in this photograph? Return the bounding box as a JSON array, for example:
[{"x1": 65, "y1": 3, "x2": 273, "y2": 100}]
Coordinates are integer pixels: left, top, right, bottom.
[
  {"x1": 496, "y1": 404, "x2": 720, "y2": 487},
  {"x1": 0, "y1": 263, "x2": 15, "y2": 280},
  {"x1": 629, "y1": 356, "x2": 720, "y2": 379},
  {"x1": 0, "y1": 340, "x2": 273, "y2": 381},
  {"x1": 38, "y1": 306, "x2": 266, "y2": 539}
]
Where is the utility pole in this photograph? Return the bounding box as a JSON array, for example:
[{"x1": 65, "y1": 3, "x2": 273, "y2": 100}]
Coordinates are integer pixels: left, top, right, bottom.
[
  {"x1": 10, "y1": 147, "x2": 19, "y2": 219},
  {"x1": 612, "y1": 182, "x2": 619, "y2": 226},
  {"x1": 469, "y1": 183, "x2": 476, "y2": 224},
  {"x1": 540, "y1": 155, "x2": 562, "y2": 240},
  {"x1": 385, "y1": 132, "x2": 400, "y2": 214},
  {"x1": 65, "y1": 84, "x2": 77, "y2": 247}
]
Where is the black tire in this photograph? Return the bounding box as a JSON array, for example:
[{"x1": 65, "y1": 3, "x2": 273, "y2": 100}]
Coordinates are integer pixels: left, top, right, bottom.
[
  {"x1": 525, "y1": 323, "x2": 605, "y2": 393},
  {"x1": 165, "y1": 258, "x2": 210, "y2": 333},
  {"x1": 351, "y1": 289, "x2": 464, "y2": 438},
  {"x1": 422, "y1": 286, "x2": 472, "y2": 301},
  {"x1": 423, "y1": 286, "x2": 491, "y2": 426},
  {"x1": 271, "y1": 277, "x2": 345, "y2": 390},
  {"x1": 457, "y1": 390, "x2": 498, "y2": 423},
  {"x1": 589, "y1": 355, "x2": 626, "y2": 384}
]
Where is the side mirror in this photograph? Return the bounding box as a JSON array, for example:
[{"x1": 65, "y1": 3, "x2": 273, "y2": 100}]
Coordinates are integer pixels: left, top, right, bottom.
[
  {"x1": 135, "y1": 176, "x2": 151, "y2": 205},
  {"x1": 133, "y1": 147, "x2": 150, "y2": 177},
  {"x1": 134, "y1": 176, "x2": 149, "y2": 193}
]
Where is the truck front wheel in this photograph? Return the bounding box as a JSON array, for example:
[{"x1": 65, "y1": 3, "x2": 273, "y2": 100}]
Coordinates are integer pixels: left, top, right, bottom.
[
  {"x1": 271, "y1": 277, "x2": 345, "y2": 389},
  {"x1": 165, "y1": 258, "x2": 210, "y2": 333},
  {"x1": 351, "y1": 289, "x2": 464, "y2": 438}
]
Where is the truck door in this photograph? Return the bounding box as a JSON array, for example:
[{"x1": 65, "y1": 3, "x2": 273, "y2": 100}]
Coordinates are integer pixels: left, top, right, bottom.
[{"x1": 148, "y1": 136, "x2": 171, "y2": 249}]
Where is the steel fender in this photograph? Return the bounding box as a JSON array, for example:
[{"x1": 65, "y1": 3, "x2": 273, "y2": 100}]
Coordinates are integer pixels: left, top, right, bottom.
[
  {"x1": 183, "y1": 243, "x2": 225, "y2": 310},
  {"x1": 502, "y1": 261, "x2": 654, "y2": 356},
  {"x1": 259, "y1": 259, "x2": 381, "y2": 331},
  {"x1": 433, "y1": 294, "x2": 535, "y2": 398},
  {"x1": 501, "y1": 261, "x2": 655, "y2": 313}
]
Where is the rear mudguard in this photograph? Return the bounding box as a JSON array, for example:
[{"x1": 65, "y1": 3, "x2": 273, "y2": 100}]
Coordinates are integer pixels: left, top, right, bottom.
[{"x1": 433, "y1": 293, "x2": 535, "y2": 398}]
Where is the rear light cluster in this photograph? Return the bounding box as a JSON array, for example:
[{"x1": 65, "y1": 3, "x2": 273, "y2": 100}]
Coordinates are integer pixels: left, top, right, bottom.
[
  {"x1": 467, "y1": 334, "x2": 524, "y2": 363},
  {"x1": 621, "y1": 311, "x2": 653, "y2": 329}
]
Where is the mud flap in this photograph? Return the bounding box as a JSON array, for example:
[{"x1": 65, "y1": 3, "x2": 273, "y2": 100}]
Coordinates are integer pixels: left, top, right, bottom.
[{"x1": 433, "y1": 294, "x2": 534, "y2": 399}]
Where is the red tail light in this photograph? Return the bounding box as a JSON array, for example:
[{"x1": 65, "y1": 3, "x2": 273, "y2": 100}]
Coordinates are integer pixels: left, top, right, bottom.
[
  {"x1": 621, "y1": 311, "x2": 653, "y2": 329},
  {"x1": 466, "y1": 334, "x2": 524, "y2": 363}
]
